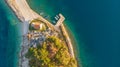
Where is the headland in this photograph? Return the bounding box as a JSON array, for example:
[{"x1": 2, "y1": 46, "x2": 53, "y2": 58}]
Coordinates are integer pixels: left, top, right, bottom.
[{"x1": 6, "y1": 0, "x2": 77, "y2": 67}]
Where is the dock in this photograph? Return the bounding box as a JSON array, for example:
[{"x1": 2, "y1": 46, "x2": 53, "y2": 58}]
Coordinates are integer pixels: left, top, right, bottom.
[{"x1": 55, "y1": 14, "x2": 65, "y2": 27}]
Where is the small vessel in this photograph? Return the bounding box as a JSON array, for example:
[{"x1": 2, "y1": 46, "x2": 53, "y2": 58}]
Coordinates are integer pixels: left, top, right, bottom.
[
  {"x1": 39, "y1": 12, "x2": 44, "y2": 15},
  {"x1": 55, "y1": 16, "x2": 58, "y2": 20},
  {"x1": 56, "y1": 15, "x2": 59, "y2": 19},
  {"x1": 44, "y1": 15, "x2": 49, "y2": 19},
  {"x1": 53, "y1": 21, "x2": 56, "y2": 24}
]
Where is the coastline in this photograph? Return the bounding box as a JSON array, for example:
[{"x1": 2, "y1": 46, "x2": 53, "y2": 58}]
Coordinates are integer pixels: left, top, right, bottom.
[
  {"x1": 6, "y1": 0, "x2": 76, "y2": 66},
  {"x1": 63, "y1": 23, "x2": 82, "y2": 67},
  {"x1": 60, "y1": 24, "x2": 75, "y2": 58}
]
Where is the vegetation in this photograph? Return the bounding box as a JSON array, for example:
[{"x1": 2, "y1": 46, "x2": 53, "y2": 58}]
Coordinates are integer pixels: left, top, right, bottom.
[{"x1": 26, "y1": 36, "x2": 77, "y2": 67}]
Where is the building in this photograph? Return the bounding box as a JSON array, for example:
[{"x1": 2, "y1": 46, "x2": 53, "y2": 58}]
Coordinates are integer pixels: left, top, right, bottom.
[{"x1": 31, "y1": 22, "x2": 41, "y2": 30}]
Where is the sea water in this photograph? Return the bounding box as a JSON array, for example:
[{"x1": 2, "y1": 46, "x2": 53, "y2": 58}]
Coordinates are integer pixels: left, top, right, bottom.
[
  {"x1": 0, "y1": 0, "x2": 22, "y2": 67},
  {"x1": 27, "y1": 0, "x2": 120, "y2": 67},
  {"x1": 0, "y1": 0, "x2": 120, "y2": 67}
]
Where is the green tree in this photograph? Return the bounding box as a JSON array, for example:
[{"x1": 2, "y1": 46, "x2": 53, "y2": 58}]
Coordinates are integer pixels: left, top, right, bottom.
[
  {"x1": 55, "y1": 47, "x2": 71, "y2": 66},
  {"x1": 26, "y1": 36, "x2": 77, "y2": 67},
  {"x1": 67, "y1": 58, "x2": 77, "y2": 67}
]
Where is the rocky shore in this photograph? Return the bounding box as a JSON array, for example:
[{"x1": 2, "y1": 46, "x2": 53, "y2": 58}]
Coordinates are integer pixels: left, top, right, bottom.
[{"x1": 19, "y1": 35, "x2": 29, "y2": 67}]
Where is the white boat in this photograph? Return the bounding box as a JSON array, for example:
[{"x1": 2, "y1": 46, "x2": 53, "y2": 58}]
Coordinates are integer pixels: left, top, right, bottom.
[
  {"x1": 56, "y1": 15, "x2": 59, "y2": 19},
  {"x1": 39, "y1": 12, "x2": 44, "y2": 15},
  {"x1": 53, "y1": 21, "x2": 56, "y2": 23},
  {"x1": 55, "y1": 16, "x2": 58, "y2": 20}
]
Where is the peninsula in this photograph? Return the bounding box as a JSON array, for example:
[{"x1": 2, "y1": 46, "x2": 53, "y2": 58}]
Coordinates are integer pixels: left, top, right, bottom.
[{"x1": 6, "y1": 0, "x2": 78, "y2": 67}]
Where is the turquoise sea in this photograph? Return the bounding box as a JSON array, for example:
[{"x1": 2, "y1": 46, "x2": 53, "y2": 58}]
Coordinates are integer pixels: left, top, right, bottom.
[
  {"x1": 0, "y1": 0, "x2": 120, "y2": 67},
  {"x1": 0, "y1": 0, "x2": 22, "y2": 67}
]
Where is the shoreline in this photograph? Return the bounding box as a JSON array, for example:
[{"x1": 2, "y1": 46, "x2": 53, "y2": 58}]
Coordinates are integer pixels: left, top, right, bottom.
[
  {"x1": 6, "y1": 0, "x2": 76, "y2": 66},
  {"x1": 63, "y1": 23, "x2": 82, "y2": 67},
  {"x1": 60, "y1": 24, "x2": 75, "y2": 58}
]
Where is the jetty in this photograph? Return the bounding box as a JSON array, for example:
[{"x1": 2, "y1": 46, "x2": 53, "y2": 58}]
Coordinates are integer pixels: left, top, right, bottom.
[{"x1": 55, "y1": 14, "x2": 65, "y2": 27}]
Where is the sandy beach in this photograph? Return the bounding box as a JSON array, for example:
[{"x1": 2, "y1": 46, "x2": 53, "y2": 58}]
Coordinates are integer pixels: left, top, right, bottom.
[
  {"x1": 7, "y1": 0, "x2": 43, "y2": 21},
  {"x1": 6, "y1": 0, "x2": 54, "y2": 29}
]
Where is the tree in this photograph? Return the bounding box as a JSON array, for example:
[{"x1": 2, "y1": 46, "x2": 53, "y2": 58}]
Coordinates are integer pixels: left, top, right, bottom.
[
  {"x1": 26, "y1": 36, "x2": 77, "y2": 67},
  {"x1": 55, "y1": 47, "x2": 71, "y2": 66},
  {"x1": 67, "y1": 58, "x2": 77, "y2": 67}
]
